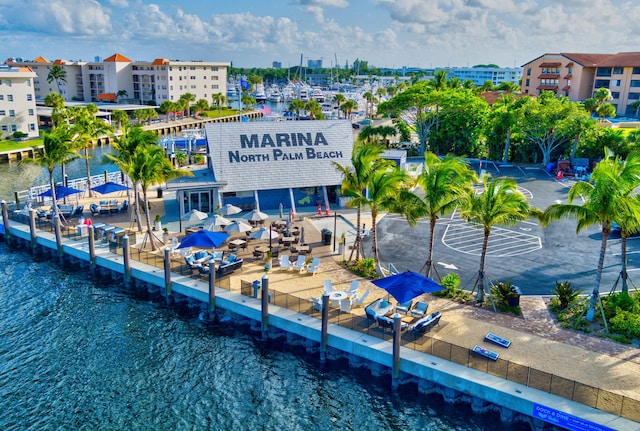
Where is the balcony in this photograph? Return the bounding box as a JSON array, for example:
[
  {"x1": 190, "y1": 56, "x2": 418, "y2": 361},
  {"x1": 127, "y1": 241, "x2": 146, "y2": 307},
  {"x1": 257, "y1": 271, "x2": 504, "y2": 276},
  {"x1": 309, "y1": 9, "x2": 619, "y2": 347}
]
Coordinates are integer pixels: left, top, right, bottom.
[
  {"x1": 537, "y1": 85, "x2": 558, "y2": 91},
  {"x1": 538, "y1": 73, "x2": 560, "y2": 79}
]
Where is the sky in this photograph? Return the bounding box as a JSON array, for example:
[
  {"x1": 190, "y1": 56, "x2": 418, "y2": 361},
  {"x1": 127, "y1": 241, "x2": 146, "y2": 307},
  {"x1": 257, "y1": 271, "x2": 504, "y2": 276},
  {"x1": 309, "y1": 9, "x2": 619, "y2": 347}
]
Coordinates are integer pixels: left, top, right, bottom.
[{"x1": 1, "y1": 0, "x2": 639, "y2": 70}]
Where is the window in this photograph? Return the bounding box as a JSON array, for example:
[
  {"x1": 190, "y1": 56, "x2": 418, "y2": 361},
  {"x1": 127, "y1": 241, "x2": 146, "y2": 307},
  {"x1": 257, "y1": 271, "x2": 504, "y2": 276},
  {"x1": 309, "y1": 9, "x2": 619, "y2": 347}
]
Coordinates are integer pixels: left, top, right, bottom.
[
  {"x1": 29, "y1": 123, "x2": 35, "y2": 131},
  {"x1": 6, "y1": 80, "x2": 11, "y2": 87},
  {"x1": 525, "y1": 78, "x2": 530, "y2": 86},
  {"x1": 0, "y1": 95, "x2": 3, "y2": 101},
  {"x1": 9, "y1": 110, "x2": 15, "y2": 117},
  {"x1": 27, "y1": 94, "x2": 33, "y2": 101},
  {"x1": 596, "y1": 67, "x2": 612, "y2": 77},
  {"x1": 0, "y1": 110, "x2": 5, "y2": 115},
  {"x1": 1, "y1": 125, "x2": 7, "y2": 131},
  {"x1": 7, "y1": 94, "x2": 13, "y2": 101},
  {"x1": 527, "y1": 68, "x2": 531, "y2": 76},
  {"x1": 613, "y1": 67, "x2": 624, "y2": 74},
  {"x1": 0, "y1": 79, "x2": 2, "y2": 85},
  {"x1": 628, "y1": 93, "x2": 640, "y2": 100},
  {"x1": 630, "y1": 80, "x2": 640, "y2": 88},
  {"x1": 11, "y1": 125, "x2": 17, "y2": 132},
  {"x1": 28, "y1": 109, "x2": 34, "y2": 116},
  {"x1": 633, "y1": 67, "x2": 640, "y2": 74},
  {"x1": 611, "y1": 80, "x2": 621, "y2": 87},
  {"x1": 594, "y1": 79, "x2": 610, "y2": 88},
  {"x1": 611, "y1": 92, "x2": 620, "y2": 99}
]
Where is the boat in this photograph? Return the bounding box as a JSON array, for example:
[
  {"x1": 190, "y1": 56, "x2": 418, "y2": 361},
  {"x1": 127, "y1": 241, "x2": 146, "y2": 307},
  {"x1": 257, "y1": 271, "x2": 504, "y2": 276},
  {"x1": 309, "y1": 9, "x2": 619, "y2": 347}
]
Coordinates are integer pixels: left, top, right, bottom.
[
  {"x1": 269, "y1": 87, "x2": 283, "y2": 103},
  {"x1": 311, "y1": 88, "x2": 325, "y2": 103},
  {"x1": 252, "y1": 83, "x2": 267, "y2": 103}
]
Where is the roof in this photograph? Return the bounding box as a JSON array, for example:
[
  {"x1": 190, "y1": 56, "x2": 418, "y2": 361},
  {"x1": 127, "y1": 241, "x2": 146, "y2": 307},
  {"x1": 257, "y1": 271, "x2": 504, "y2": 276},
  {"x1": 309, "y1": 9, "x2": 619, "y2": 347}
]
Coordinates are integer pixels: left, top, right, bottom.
[
  {"x1": 103, "y1": 53, "x2": 132, "y2": 63},
  {"x1": 97, "y1": 93, "x2": 117, "y2": 102},
  {"x1": 53, "y1": 59, "x2": 67, "y2": 65},
  {"x1": 152, "y1": 58, "x2": 170, "y2": 66},
  {"x1": 597, "y1": 52, "x2": 640, "y2": 67},
  {"x1": 33, "y1": 56, "x2": 50, "y2": 63},
  {"x1": 560, "y1": 53, "x2": 612, "y2": 67}
]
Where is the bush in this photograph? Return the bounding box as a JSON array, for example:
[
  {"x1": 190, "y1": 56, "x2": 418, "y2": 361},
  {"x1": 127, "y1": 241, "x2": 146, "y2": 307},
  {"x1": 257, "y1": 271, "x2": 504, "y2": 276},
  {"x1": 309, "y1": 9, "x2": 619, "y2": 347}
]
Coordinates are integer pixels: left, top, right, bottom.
[
  {"x1": 552, "y1": 281, "x2": 580, "y2": 309},
  {"x1": 490, "y1": 280, "x2": 517, "y2": 307},
  {"x1": 609, "y1": 310, "x2": 640, "y2": 340}
]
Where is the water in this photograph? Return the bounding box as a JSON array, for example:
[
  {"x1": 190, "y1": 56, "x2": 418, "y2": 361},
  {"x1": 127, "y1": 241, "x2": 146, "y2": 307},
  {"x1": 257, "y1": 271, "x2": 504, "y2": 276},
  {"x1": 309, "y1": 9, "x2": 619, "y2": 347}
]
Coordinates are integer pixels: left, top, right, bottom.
[{"x1": 0, "y1": 243, "x2": 532, "y2": 431}]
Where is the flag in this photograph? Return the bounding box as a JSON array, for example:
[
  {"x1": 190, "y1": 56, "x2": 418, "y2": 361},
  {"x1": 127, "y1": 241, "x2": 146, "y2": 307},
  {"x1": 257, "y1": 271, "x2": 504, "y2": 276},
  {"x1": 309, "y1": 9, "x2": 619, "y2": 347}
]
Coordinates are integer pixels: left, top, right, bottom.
[
  {"x1": 240, "y1": 79, "x2": 250, "y2": 91},
  {"x1": 260, "y1": 105, "x2": 271, "y2": 115}
]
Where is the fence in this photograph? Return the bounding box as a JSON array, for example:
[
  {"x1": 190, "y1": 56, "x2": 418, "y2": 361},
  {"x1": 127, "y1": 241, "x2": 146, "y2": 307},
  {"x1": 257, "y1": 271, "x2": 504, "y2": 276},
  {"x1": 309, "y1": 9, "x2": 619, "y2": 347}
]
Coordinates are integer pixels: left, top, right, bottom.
[{"x1": 4, "y1": 210, "x2": 640, "y2": 423}]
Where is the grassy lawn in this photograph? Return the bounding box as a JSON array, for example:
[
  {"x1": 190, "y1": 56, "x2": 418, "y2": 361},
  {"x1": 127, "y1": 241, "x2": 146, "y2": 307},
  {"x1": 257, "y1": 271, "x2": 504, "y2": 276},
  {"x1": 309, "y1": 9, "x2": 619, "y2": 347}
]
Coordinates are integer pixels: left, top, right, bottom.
[{"x1": 0, "y1": 139, "x2": 42, "y2": 152}]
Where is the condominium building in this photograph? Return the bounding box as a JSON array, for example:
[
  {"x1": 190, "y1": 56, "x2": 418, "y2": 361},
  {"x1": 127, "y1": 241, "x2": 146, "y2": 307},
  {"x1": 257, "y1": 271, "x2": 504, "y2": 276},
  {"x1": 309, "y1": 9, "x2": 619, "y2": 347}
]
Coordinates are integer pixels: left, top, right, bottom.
[
  {"x1": 6, "y1": 53, "x2": 230, "y2": 106},
  {"x1": 0, "y1": 65, "x2": 39, "y2": 139},
  {"x1": 520, "y1": 52, "x2": 640, "y2": 116},
  {"x1": 442, "y1": 66, "x2": 522, "y2": 87}
]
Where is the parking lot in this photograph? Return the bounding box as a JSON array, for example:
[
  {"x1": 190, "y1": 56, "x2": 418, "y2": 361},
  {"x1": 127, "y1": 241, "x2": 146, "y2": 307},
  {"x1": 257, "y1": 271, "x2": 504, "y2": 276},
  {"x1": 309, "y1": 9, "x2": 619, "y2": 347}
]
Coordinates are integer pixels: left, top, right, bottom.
[{"x1": 371, "y1": 162, "x2": 639, "y2": 295}]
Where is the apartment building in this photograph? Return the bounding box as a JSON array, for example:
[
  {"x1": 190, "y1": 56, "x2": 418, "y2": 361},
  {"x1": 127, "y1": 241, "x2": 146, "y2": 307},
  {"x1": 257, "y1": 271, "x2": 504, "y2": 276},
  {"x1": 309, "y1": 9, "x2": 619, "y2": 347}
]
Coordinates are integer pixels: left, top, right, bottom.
[
  {"x1": 443, "y1": 66, "x2": 522, "y2": 87},
  {"x1": 0, "y1": 65, "x2": 39, "y2": 139},
  {"x1": 6, "y1": 53, "x2": 230, "y2": 106},
  {"x1": 521, "y1": 52, "x2": 640, "y2": 116}
]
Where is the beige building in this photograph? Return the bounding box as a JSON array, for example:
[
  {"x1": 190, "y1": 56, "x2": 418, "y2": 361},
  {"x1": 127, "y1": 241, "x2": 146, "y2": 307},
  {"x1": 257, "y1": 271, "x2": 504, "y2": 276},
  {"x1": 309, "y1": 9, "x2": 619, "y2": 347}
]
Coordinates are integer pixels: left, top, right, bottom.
[
  {"x1": 521, "y1": 52, "x2": 640, "y2": 116},
  {"x1": 0, "y1": 65, "x2": 39, "y2": 139},
  {"x1": 6, "y1": 53, "x2": 230, "y2": 106}
]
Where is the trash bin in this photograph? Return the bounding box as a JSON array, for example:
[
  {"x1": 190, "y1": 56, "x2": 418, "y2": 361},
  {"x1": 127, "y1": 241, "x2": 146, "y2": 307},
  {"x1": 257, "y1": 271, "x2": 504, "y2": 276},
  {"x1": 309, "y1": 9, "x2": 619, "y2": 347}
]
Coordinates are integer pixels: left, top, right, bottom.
[
  {"x1": 508, "y1": 286, "x2": 522, "y2": 307},
  {"x1": 322, "y1": 229, "x2": 332, "y2": 245},
  {"x1": 157, "y1": 187, "x2": 163, "y2": 198},
  {"x1": 252, "y1": 280, "x2": 261, "y2": 298}
]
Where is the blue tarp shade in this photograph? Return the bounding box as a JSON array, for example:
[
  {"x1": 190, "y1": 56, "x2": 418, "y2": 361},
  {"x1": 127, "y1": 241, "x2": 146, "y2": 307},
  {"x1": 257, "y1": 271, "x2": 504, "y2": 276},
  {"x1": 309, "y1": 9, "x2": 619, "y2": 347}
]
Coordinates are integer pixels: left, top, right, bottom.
[
  {"x1": 372, "y1": 271, "x2": 444, "y2": 304},
  {"x1": 177, "y1": 230, "x2": 230, "y2": 249},
  {"x1": 91, "y1": 182, "x2": 130, "y2": 194},
  {"x1": 39, "y1": 185, "x2": 83, "y2": 199}
]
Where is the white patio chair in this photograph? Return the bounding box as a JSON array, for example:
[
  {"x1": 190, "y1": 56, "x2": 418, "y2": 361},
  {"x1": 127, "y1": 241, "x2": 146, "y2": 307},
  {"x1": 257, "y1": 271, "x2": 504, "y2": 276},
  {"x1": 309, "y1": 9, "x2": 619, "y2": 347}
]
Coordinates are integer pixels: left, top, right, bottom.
[
  {"x1": 292, "y1": 255, "x2": 306, "y2": 272},
  {"x1": 308, "y1": 257, "x2": 321, "y2": 276},
  {"x1": 344, "y1": 280, "x2": 359, "y2": 294},
  {"x1": 279, "y1": 254, "x2": 291, "y2": 271},
  {"x1": 410, "y1": 301, "x2": 429, "y2": 318},
  {"x1": 352, "y1": 289, "x2": 370, "y2": 308},
  {"x1": 323, "y1": 279, "x2": 333, "y2": 294},
  {"x1": 340, "y1": 298, "x2": 352, "y2": 313},
  {"x1": 311, "y1": 296, "x2": 323, "y2": 312}
]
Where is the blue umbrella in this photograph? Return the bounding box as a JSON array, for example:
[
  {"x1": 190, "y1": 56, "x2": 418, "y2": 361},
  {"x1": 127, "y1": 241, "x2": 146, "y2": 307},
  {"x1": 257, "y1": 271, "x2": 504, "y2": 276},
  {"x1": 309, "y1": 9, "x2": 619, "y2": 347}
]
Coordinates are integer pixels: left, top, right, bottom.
[
  {"x1": 91, "y1": 181, "x2": 130, "y2": 195},
  {"x1": 372, "y1": 271, "x2": 444, "y2": 304},
  {"x1": 177, "y1": 230, "x2": 230, "y2": 249},
  {"x1": 39, "y1": 185, "x2": 83, "y2": 199}
]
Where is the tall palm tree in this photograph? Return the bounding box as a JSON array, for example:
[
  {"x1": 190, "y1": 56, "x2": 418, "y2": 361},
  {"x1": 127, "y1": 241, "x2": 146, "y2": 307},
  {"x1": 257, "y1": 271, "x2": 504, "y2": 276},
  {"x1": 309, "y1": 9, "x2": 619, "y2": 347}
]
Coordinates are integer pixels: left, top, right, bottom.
[
  {"x1": 460, "y1": 175, "x2": 535, "y2": 303},
  {"x1": 543, "y1": 154, "x2": 640, "y2": 319},
  {"x1": 47, "y1": 65, "x2": 67, "y2": 95},
  {"x1": 126, "y1": 145, "x2": 193, "y2": 250},
  {"x1": 332, "y1": 93, "x2": 346, "y2": 119},
  {"x1": 212, "y1": 93, "x2": 226, "y2": 114},
  {"x1": 416, "y1": 153, "x2": 477, "y2": 277},
  {"x1": 288, "y1": 99, "x2": 306, "y2": 120},
  {"x1": 355, "y1": 167, "x2": 409, "y2": 271},
  {"x1": 44, "y1": 93, "x2": 65, "y2": 128},
  {"x1": 332, "y1": 143, "x2": 391, "y2": 261},
  {"x1": 180, "y1": 93, "x2": 196, "y2": 118},
  {"x1": 103, "y1": 125, "x2": 159, "y2": 233},
  {"x1": 340, "y1": 99, "x2": 358, "y2": 120},
  {"x1": 111, "y1": 110, "x2": 129, "y2": 130}
]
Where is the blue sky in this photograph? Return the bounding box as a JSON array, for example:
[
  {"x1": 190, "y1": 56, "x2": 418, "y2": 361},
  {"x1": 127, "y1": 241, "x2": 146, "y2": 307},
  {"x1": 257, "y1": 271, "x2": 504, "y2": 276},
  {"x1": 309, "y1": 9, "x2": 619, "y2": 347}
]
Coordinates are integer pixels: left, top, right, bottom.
[{"x1": 1, "y1": 0, "x2": 639, "y2": 69}]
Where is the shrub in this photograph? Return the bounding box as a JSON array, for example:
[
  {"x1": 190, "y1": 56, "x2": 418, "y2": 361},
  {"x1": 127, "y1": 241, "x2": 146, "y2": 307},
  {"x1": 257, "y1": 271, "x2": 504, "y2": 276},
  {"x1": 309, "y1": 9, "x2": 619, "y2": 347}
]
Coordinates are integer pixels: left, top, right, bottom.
[
  {"x1": 490, "y1": 280, "x2": 517, "y2": 307},
  {"x1": 609, "y1": 310, "x2": 640, "y2": 340},
  {"x1": 552, "y1": 281, "x2": 580, "y2": 309}
]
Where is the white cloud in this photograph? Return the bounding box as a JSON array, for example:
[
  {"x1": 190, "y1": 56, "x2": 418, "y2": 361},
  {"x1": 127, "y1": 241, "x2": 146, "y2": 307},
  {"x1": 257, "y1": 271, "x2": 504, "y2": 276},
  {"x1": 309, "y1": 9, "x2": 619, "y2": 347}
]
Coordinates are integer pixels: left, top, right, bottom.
[{"x1": 108, "y1": 0, "x2": 128, "y2": 7}]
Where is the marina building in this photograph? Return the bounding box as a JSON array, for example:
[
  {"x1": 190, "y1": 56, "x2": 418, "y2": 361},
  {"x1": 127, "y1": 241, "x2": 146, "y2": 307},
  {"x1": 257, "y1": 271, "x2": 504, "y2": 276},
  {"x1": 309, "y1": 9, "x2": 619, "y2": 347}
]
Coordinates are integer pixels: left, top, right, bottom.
[
  {"x1": 0, "y1": 65, "x2": 39, "y2": 139},
  {"x1": 5, "y1": 54, "x2": 230, "y2": 106},
  {"x1": 520, "y1": 52, "x2": 640, "y2": 116}
]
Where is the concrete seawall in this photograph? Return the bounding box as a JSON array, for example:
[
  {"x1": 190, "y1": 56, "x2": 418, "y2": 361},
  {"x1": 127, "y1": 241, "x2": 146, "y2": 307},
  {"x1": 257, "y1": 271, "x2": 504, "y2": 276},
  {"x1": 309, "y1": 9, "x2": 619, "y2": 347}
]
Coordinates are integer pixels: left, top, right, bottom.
[{"x1": 1, "y1": 220, "x2": 636, "y2": 431}]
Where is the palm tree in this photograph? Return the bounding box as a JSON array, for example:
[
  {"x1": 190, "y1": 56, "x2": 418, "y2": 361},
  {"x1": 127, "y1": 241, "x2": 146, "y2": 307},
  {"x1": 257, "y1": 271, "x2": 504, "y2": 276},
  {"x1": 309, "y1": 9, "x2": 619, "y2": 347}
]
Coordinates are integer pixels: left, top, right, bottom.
[
  {"x1": 103, "y1": 126, "x2": 156, "y2": 231},
  {"x1": 340, "y1": 99, "x2": 358, "y2": 120},
  {"x1": 193, "y1": 99, "x2": 209, "y2": 117},
  {"x1": 47, "y1": 65, "x2": 67, "y2": 95},
  {"x1": 304, "y1": 99, "x2": 322, "y2": 120},
  {"x1": 44, "y1": 93, "x2": 65, "y2": 128},
  {"x1": 116, "y1": 90, "x2": 128, "y2": 103},
  {"x1": 332, "y1": 93, "x2": 346, "y2": 119},
  {"x1": 543, "y1": 154, "x2": 640, "y2": 319},
  {"x1": 180, "y1": 93, "x2": 196, "y2": 118},
  {"x1": 355, "y1": 167, "x2": 409, "y2": 271},
  {"x1": 416, "y1": 153, "x2": 477, "y2": 277},
  {"x1": 288, "y1": 99, "x2": 306, "y2": 120},
  {"x1": 212, "y1": 93, "x2": 226, "y2": 114},
  {"x1": 111, "y1": 110, "x2": 129, "y2": 130},
  {"x1": 332, "y1": 143, "x2": 391, "y2": 261},
  {"x1": 460, "y1": 175, "x2": 535, "y2": 303},
  {"x1": 70, "y1": 105, "x2": 114, "y2": 197}
]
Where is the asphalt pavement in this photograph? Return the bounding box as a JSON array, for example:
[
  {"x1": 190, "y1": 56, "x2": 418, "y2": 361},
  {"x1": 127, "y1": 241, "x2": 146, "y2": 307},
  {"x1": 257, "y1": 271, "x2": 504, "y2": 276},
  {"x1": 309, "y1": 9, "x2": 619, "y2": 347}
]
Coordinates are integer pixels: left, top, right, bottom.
[{"x1": 370, "y1": 162, "x2": 638, "y2": 295}]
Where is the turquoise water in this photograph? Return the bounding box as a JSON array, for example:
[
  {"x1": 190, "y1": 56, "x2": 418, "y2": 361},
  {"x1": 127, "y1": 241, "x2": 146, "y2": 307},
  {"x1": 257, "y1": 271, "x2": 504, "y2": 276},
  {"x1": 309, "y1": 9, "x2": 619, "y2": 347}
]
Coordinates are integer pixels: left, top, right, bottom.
[{"x1": 0, "y1": 244, "x2": 535, "y2": 431}]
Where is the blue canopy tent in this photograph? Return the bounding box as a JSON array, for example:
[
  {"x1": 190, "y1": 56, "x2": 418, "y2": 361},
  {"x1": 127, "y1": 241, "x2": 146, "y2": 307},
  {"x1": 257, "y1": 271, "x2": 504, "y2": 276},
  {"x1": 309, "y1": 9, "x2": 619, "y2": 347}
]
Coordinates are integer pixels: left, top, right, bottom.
[
  {"x1": 177, "y1": 230, "x2": 230, "y2": 250},
  {"x1": 372, "y1": 271, "x2": 444, "y2": 304},
  {"x1": 39, "y1": 185, "x2": 83, "y2": 199},
  {"x1": 90, "y1": 182, "x2": 130, "y2": 195}
]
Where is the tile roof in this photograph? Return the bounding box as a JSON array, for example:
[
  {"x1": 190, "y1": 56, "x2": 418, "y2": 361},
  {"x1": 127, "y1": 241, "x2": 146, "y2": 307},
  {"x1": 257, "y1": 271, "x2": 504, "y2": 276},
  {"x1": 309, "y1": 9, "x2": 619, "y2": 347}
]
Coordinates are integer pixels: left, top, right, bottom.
[
  {"x1": 33, "y1": 56, "x2": 50, "y2": 63},
  {"x1": 152, "y1": 58, "x2": 169, "y2": 65},
  {"x1": 97, "y1": 93, "x2": 117, "y2": 101},
  {"x1": 103, "y1": 53, "x2": 132, "y2": 63},
  {"x1": 561, "y1": 52, "x2": 640, "y2": 67}
]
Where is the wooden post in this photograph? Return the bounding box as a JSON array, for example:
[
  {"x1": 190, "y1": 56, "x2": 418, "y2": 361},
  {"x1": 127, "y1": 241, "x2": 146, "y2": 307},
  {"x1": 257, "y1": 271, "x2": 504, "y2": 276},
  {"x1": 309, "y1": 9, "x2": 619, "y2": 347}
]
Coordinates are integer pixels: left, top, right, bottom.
[
  {"x1": 53, "y1": 213, "x2": 63, "y2": 264},
  {"x1": 122, "y1": 235, "x2": 130, "y2": 287},
  {"x1": 88, "y1": 225, "x2": 96, "y2": 274},
  {"x1": 163, "y1": 247, "x2": 172, "y2": 296},
  {"x1": 392, "y1": 313, "x2": 402, "y2": 390},
  {"x1": 320, "y1": 293, "x2": 329, "y2": 363},
  {"x1": 28, "y1": 208, "x2": 37, "y2": 255},
  {"x1": 208, "y1": 258, "x2": 216, "y2": 315},
  {"x1": 1, "y1": 200, "x2": 10, "y2": 244},
  {"x1": 261, "y1": 274, "x2": 269, "y2": 337}
]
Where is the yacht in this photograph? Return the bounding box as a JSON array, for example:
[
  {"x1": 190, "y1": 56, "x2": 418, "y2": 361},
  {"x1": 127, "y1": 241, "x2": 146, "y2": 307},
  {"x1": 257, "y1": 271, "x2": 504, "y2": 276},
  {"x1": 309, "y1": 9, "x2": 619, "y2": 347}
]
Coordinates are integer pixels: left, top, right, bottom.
[{"x1": 252, "y1": 83, "x2": 267, "y2": 103}]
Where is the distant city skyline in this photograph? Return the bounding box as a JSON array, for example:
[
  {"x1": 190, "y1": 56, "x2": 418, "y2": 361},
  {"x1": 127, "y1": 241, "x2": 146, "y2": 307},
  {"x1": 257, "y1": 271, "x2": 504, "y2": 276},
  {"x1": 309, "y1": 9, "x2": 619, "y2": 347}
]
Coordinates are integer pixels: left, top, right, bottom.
[{"x1": 1, "y1": 0, "x2": 639, "y2": 69}]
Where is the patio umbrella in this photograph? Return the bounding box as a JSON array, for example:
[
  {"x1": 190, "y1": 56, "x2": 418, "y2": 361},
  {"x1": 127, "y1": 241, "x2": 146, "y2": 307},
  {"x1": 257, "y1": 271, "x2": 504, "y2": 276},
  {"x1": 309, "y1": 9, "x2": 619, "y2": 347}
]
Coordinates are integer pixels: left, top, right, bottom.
[
  {"x1": 224, "y1": 220, "x2": 252, "y2": 233},
  {"x1": 243, "y1": 209, "x2": 269, "y2": 222},
  {"x1": 182, "y1": 209, "x2": 208, "y2": 222},
  {"x1": 90, "y1": 181, "x2": 130, "y2": 195},
  {"x1": 207, "y1": 214, "x2": 232, "y2": 231},
  {"x1": 216, "y1": 204, "x2": 242, "y2": 216},
  {"x1": 39, "y1": 185, "x2": 83, "y2": 199},
  {"x1": 249, "y1": 227, "x2": 279, "y2": 240},
  {"x1": 300, "y1": 226, "x2": 305, "y2": 244},
  {"x1": 371, "y1": 271, "x2": 444, "y2": 304},
  {"x1": 177, "y1": 230, "x2": 230, "y2": 249}
]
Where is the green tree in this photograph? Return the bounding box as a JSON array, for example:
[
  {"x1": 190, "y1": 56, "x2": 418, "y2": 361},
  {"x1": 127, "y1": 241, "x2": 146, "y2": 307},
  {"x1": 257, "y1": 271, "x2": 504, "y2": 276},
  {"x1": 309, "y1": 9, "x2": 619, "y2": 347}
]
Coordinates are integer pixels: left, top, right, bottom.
[
  {"x1": 193, "y1": 99, "x2": 210, "y2": 117},
  {"x1": 179, "y1": 93, "x2": 196, "y2": 118},
  {"x1": 47, "y1": 65, "x2": 67, "y2": 95},
  {"x1": 304, "y1": 99, "x2": 322, "y2": 120},
  {"x1": 44, "y1": 93, "x2": 65, "y2": 128},
  {"x1": 288, "y1": 99, "x2": 306, "y2": 120},
  {"x1": 416, "y1": 153, "x2": 477, "y2": 277},
  {"x1": 340, "y1": 99, "x2": 358, "y2": 120},
  {"x1": 485, "y1": 94, "x2": 527, "y2": 162},
  {"x1": 159, "y1": 100, "x2": 177, "y2": 121},
  {"x1": 460, "y1": 175, "x2": 536, "y2": 303},
  {"x1": 116, "y1": 90, "x2": 128, "y2": 102},
  {"x1": 332, "y1": 93, "x2": 346, "y2": 119},
  {"x1": 111, "y1": 110, "x2": 129, "y2": 130},
  {"x1": 212, "y1": 93, "x2": 227, "y2": 114},
  {"x1": 542, "y1": 154, "x2": 640, "y2": 320},
  {"x1": 333, "y1": 143, "x2": 392, "y2": 261}
]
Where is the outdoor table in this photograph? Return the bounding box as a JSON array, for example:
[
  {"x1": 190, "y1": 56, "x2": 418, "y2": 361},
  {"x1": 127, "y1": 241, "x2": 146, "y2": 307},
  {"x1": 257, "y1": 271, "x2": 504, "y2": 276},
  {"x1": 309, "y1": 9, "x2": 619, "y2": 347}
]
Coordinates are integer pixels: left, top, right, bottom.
[
  {"x1": 297, "y1": 245, "x2": 310, "y2": 255},
  {"x1": 254, "y1": 246, "x2": 270, "y2": 259},
  {"x1": 329, "y1": 291, "x2": 349, "y2": 307},
  {"x1": 281, "y1": 237, "x2": 294, "y2": 248},
  {"x1": 229, "y1": 239, "x2": 247, "y2": 252}
]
